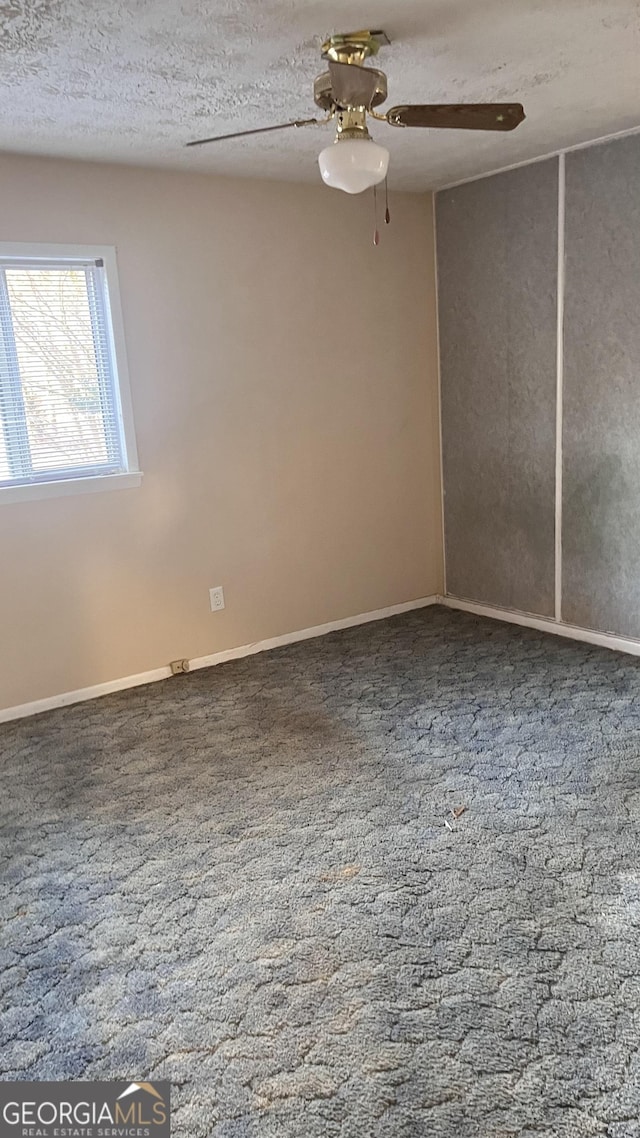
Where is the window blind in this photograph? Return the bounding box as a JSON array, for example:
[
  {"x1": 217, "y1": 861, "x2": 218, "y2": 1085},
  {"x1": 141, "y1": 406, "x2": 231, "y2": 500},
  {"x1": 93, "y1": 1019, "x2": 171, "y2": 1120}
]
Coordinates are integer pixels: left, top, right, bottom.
[{"x1": 0, "y1": 258, "x2": 126, "y2": 486}]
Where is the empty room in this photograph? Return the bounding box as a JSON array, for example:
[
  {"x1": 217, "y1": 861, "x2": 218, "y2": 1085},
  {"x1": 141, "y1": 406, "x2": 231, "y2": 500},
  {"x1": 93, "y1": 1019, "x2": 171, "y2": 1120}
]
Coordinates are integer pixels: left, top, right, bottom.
[{"x1": 1, "y1": 2, "x2": 640, "y2": 1135}]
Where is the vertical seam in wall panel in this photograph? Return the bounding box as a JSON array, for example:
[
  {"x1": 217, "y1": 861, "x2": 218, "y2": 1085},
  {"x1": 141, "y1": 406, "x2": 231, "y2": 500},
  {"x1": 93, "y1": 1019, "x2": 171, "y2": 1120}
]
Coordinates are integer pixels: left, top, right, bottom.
[
  {"x1": 432, "y1": 192, "x2": 447, "y2": 595},
  {"x1": 438, "y1": 121, "x2": 640, "y2": 193},
  {"x1": 555, "y1": 153, "x2": 566, "y2": 623}
]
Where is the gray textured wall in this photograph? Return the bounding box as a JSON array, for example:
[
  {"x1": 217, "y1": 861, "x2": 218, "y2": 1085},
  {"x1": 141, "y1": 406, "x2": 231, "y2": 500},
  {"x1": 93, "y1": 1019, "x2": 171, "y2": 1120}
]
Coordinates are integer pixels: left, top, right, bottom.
[
  {"x1": 437, "y1": 161, "x2": 558, "y2": 616},
  {"x1": 563, "y1": 135, "x2": 640, "y2": 636}
]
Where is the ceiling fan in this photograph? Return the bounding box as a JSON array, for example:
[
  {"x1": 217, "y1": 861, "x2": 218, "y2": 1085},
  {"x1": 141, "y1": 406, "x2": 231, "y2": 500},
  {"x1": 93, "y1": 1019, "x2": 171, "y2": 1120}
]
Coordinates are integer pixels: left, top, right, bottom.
[{"x1": 187, "y1": 30, "x2": 526, "y2": 194}]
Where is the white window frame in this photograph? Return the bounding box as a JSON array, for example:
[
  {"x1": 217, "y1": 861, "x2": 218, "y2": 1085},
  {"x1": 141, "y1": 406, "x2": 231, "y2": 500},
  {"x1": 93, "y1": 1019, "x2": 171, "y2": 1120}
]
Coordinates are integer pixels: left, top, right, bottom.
[{"x1": 0, "y1": 242, "x2": 142, "y2": 504}]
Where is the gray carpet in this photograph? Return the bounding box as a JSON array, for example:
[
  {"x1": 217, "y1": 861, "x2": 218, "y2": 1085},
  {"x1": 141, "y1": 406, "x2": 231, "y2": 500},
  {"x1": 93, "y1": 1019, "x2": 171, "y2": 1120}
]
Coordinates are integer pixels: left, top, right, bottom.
[{"x1": 1, "y1": 606, "x2": 640, "y2": 1137}]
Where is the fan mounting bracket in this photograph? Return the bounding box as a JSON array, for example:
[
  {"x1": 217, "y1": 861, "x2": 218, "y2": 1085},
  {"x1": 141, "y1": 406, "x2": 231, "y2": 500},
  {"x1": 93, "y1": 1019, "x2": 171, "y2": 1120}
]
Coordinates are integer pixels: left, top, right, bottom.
[{"x1": 321, "y1": 30, "x2": 390, "y2": 65}]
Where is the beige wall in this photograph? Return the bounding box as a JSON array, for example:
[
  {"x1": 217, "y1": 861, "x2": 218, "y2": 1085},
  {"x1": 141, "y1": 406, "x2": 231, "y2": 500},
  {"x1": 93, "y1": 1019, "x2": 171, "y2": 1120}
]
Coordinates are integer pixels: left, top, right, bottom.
[{"x1": 0, "y1": 153, "x2": 442, "y2": 711}]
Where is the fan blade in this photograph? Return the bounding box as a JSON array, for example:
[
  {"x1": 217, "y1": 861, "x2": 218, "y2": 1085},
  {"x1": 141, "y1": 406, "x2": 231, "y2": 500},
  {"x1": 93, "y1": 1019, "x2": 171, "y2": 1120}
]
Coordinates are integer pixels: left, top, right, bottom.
[
  {"x1": 386, "y1": 103, "x2": 525, "y2": 131},
  {"x1": 186, "y1": 118, "x2": 321, "y2": 147},
  {"x1": 328, "y1": 60, "x2": 380, "y2": 109}
]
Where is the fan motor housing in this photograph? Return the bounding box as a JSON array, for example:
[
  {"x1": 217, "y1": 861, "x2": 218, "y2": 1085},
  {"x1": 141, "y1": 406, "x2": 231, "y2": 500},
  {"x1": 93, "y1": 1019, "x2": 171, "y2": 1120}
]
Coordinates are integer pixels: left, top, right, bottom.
[{"x1": 314, "y1": 67, "x2": 387, "y2": 111}]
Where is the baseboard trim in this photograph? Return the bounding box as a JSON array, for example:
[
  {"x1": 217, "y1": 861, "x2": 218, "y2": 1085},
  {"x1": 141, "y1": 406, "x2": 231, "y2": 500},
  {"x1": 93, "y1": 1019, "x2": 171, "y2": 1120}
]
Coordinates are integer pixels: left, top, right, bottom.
[
  {"x1": 0, "y1": 595, "x2": 440, "y2": 724},
  {"x1": 442, "y1": 594, "x2": 640, "y2": 658}
]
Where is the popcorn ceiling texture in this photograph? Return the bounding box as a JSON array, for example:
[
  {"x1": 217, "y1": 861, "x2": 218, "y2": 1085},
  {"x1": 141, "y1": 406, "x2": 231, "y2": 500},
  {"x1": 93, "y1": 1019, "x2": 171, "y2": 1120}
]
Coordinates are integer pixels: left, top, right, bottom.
[
  {"x1": 1, "y1": 606, "x2": 640, "y2": 1136},
  {"x1": 1, "y1": 0, "x2": 640, "y2": 188}
]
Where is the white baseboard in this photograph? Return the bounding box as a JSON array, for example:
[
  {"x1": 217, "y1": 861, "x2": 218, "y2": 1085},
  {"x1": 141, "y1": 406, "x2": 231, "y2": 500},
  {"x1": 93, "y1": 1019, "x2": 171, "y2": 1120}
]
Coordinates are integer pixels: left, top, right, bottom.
[
  {"x1": 5, "y1": 592, "x2": 636, "y2": 725},
  {"x1": 0, "y1": 595, "x2": 439, "y2": 724},
  {"x1": 442, "y1": 594, "x2": 640, "y2": 658}
]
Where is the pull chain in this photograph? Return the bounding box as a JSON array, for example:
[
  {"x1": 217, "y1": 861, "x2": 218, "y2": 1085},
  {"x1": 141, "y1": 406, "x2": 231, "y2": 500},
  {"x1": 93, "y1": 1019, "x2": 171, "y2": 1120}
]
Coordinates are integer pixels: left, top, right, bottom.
[{"x1": 372, "y1": 180, "x2": 390, "y2": 245}]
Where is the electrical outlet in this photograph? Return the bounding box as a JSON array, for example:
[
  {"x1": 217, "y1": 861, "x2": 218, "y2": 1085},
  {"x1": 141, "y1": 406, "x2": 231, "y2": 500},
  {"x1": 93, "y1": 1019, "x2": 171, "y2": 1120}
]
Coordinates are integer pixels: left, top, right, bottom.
[
  {"x1": 209, "y1": 585, "x2": 225, "y2": 612},
  {"x1": 170, "y1": 659, "x2": 190, "y2": 675}
]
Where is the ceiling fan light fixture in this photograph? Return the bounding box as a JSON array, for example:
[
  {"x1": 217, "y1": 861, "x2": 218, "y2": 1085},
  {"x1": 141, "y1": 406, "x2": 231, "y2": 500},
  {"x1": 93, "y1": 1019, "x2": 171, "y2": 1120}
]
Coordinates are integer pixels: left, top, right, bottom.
[{"x1": 318, "y1": 137, "x2": 389, "y2": 194}]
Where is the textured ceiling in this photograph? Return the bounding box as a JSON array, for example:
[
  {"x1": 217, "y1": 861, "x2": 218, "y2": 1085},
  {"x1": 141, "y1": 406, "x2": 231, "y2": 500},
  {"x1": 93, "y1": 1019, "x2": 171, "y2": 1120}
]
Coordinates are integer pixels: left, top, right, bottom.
[{"x1": 1, "y1": 0, "x2": 640, "y2": 190}]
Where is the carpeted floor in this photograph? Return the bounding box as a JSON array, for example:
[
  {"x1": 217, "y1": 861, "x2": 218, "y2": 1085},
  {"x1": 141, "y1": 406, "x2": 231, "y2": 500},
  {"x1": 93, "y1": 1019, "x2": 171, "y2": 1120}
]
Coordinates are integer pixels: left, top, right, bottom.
[{"x1": 1, "y1": 606, "x2": 640, "y2": 1137}]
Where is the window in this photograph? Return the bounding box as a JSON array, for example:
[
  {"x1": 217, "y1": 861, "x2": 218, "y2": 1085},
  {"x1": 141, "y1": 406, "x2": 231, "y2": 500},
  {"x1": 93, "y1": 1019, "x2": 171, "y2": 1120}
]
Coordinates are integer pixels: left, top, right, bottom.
[{"x1": 0, "y1": 243, "x2": 140, "y2": 502}]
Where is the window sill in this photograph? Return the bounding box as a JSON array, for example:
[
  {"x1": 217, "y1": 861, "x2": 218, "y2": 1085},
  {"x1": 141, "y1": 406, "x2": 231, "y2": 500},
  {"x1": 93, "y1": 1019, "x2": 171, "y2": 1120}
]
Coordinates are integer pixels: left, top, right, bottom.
[{"x1": 0, "y1": 471, "x2": 143, "y2": 504}]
